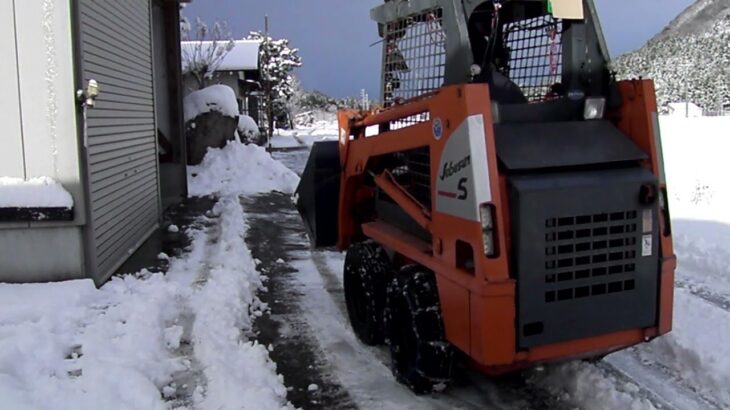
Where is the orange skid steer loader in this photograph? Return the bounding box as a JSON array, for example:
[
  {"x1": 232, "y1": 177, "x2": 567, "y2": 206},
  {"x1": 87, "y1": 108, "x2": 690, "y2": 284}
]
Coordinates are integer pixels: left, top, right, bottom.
[{"x1": 296, "y1": 0, "x2": 675, "y2": 394}]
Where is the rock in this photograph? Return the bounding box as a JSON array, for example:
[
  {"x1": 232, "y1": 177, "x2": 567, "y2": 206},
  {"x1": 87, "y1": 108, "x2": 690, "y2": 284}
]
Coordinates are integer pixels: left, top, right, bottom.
[{"x1": 185, "y1": 111, "x2": 238, "y2": 165}]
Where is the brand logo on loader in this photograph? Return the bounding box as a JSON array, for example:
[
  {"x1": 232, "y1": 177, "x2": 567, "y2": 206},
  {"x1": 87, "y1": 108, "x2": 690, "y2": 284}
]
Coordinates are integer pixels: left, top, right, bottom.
[
  {"x1": 439, "y1": 155, "x2": 471, "y2": 181},
  {"x1": 438, "y1": 154, "x2": 471, "y2": 201},
  {"x1": 438, "y1": 178, "x2": 468, "y2": 201},
  {"x1": 433, "y1": 118, "x2": 443, "y2": 140}
]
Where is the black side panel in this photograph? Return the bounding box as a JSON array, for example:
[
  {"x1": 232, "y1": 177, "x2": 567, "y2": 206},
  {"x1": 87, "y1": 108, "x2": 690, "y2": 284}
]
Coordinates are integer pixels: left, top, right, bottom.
[
  {"x1": 296, "y1": 141, "x2": 341, "y2": 247},
  {"x1": 495, "y1": 121, "x2": 648, "y2": 171},
  {"x1": 510, "y1": 168, "x2": 660, "y2": 348}
]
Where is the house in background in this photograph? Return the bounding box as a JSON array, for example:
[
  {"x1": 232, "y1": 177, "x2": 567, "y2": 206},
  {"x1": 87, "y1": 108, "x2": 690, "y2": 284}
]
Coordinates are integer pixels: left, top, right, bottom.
[
  {"x1": 667, "y1": 102, "x2": 703, "y2": 118},
  {"x1": 181, "y1": 40, "x2": 266, "y2": 128},
  {"x1": 0, "y1": 0, "x2": 189, "y2": 286}
]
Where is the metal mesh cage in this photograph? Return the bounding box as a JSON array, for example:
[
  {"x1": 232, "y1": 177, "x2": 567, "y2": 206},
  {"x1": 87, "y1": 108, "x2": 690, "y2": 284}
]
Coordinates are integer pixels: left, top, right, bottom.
[
  {"x1": 382, "y1": 8, "x2": 446, "y2": 111},
  {"x1": 502, "y1": 15, "x2": 563, "y2": 103},
  {"x1": 392, "y1": 147, "x2": 432, "y2": 209}
]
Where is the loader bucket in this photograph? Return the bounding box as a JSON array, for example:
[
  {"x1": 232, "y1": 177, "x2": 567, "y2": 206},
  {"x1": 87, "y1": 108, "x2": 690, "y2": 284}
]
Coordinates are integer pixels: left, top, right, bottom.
[{"x1": 295, "y1": 141, "x2": 341, "y2": 247}]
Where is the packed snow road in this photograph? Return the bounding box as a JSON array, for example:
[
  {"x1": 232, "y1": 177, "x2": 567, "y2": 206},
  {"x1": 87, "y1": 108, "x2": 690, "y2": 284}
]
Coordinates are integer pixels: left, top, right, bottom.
[{"x1": 243, "y1": 191, "x2": 567, "y2": 410}]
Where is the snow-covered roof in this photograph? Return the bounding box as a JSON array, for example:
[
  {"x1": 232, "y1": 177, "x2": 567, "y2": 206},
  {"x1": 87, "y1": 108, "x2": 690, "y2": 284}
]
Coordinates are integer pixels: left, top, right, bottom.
[{"x1": 181, "y1": 40, "x2": 261, "y2": 71}]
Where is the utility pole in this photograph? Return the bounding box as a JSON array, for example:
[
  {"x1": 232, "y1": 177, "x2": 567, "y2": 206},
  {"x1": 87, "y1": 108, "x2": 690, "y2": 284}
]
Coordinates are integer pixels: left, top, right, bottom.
[{"x1": 264, "y1": 15, "x2": 274, "y2": 152}]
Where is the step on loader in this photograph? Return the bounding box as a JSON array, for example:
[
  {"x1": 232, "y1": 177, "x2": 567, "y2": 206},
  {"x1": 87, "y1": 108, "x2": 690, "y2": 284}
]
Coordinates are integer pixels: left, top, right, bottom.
[{"x1": 296, "y1": 0, "x2": 676, "y2": 394}]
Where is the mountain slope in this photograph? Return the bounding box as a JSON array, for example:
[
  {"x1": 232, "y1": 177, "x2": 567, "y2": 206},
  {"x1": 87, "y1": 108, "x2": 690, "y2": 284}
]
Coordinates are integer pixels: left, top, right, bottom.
[{"x1": 612, "y1": 0, "x2": 730, "y2": 112}]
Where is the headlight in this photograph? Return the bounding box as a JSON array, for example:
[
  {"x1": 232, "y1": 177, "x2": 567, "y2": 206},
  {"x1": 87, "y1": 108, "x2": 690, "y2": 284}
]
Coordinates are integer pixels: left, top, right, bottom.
[
  {"x1": 584, "y1": 97, "x2": 606, "y2": 120},
  {"x1": 479, "y1": 203, "x2": 496, "y2": 257}
]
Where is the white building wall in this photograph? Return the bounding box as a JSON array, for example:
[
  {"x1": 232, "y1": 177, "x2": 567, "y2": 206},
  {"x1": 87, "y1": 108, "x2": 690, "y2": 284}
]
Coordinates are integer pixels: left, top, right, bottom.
[
  {"x1": 0, "y1": 1, "x2": 26, "y2": 179},
  {"x1": 13, "y1": 0, "x2": 85, "y2": 223},
  {"x1": 0, "y1": 0, "x2": 86, "y2": 281}
]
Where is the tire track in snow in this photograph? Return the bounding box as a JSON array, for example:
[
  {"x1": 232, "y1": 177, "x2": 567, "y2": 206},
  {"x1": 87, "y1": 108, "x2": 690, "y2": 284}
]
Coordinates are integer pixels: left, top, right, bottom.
[
  {"x1": 166, "y1": 211, "x2": 221, "y2": 408},
  {"x1": 250, "y1": 192, "x2": 565, "y2": 410},
  {"x1": 244, "y1": 194, "x2": 358, "y2": 409},
  {"x1": 675, "y1": 279, "x2": 730, "y2": 312},
  {"x1": 604, "y1": 351, "x2": 723, "y2": 410}
]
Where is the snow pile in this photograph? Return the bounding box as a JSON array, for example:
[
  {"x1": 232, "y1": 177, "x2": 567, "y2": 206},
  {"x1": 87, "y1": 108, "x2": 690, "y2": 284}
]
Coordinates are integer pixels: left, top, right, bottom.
[
  {"x1": 0, "y1": 275, "x2": 187, "y2": 410},
  {"x1": 188, "y1": 141, "x2": 299, "y2": 197},
  {"x1": 0, "y1": 177, "x2": 73, "y2": 208},
  {"x1": 183, "y1": 84, "x2": 239, "y2": 123},
  {"x1": 238, "y1": 114, "x2": 260, "y2": 143},
  {"x1": 190, "y1": 198, "x2": 290, "y2": 409},
  {"x1": 661, "y1": 116, "x2": 730, "y2": 224},
  {"x1": 528, "y1": 363, "x2": 656, "y2": 410}
]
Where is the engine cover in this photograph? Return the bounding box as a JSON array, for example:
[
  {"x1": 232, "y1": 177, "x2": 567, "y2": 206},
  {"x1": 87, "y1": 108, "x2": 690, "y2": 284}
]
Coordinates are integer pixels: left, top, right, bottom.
[{"x1": 509, "y1": 168, "x2": 660, "y2": 348}]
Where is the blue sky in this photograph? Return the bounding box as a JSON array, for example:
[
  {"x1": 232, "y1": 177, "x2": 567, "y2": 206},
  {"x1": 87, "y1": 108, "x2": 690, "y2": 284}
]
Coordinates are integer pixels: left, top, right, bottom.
[{"x1": 183, "y1": 0, "x2": 694, "y2": 98}]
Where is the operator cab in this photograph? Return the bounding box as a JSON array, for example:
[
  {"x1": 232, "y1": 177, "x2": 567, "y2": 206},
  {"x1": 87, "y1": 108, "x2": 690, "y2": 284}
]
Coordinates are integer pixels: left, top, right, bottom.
[{"x1": 375, "y1": 0, "x2": 614, "y2": 123}]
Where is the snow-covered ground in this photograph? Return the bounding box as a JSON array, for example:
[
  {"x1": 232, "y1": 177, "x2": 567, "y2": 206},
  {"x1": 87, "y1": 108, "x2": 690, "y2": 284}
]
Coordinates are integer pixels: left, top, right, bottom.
[
  {"x1": 0, "y1": 144, "x2": 297, "y2": 409},
  {"x1": 270, "y1": 120, "x2": 339, "y2": 149},
  {"x1": 1, "y1": 115, "x2": 729, "y2": 410}
]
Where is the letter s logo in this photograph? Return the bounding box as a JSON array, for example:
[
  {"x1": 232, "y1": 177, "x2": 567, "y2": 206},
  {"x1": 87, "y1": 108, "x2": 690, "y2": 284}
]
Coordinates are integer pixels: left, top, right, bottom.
[{"x1": 457, "y1": 178, "x2": 468, "y2": 200}]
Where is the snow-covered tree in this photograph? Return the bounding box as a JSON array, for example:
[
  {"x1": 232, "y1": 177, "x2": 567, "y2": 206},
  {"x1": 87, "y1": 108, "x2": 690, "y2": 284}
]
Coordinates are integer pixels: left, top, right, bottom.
[
  {"x1": 284, "y1": 76, "x2": 305, "y2": 128},
  {"x1": 612, "y1": 14, "x2": 730, "y2": 113},
  {"x1": 246, "y1": 31, "x2": 302, "y2": 136},
  {"x1": 181, "y1": 17, "x2": 235, "y2": 90}
]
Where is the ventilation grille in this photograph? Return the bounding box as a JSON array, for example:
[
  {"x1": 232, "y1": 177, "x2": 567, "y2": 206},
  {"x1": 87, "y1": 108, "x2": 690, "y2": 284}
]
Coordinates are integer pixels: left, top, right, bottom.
[
  {"x1": 503, "y1": 15, "x2": 563, "y2": 103},
  {"x1": 543, "y1": 211, "x2": 640, "y2": 304},
  {"x1": 382, "y1": 8, "x2": 445, "y2": 115}
]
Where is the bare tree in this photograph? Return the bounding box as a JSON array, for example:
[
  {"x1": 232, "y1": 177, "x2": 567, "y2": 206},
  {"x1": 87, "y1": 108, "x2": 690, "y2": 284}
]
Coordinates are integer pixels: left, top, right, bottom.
[{"x1": 181, "y1": 17, "x2": 235, "y2": 90}]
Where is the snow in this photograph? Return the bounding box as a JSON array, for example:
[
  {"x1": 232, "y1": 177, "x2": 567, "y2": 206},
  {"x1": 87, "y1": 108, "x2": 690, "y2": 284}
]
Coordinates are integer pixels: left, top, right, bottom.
[
  {"x1": 181, "y1": 40, "x2": 261, "y2": 71},
  {"x1": 238, "y1": 114, "x2": 260, "y2": 142},
  {"x1": 0, "y1": 177, "x2": 73, "y2": 209},
  {"x1": 667, "y1": 102, "x2": 703, "y2": 117},
  {"x1": 270, "y1": 120, "x2": 338, "y2": 149},
  {"x1": 0, "y1": 198, "x2": 292, "y2": 409},
  {"x1": 183, "y1": 85, "x2": 239, "y2": 123},
  {"x1": 0, "y1": 276, "x2": 187, "y2": 410},
  {"x1": 0, "y1": 133, "x2": 301, "y2": 408},
  {"x1": 188, "y1": 197, "x2": 291, "y2": 410},
  {"x1": 188, "y1": 141, "x2": 299, "y2": 197},
  {"x1": 528, "y1": 362, "x2": 657, "y2": 410},
  {"x1": 660, "y1": 116, "x2": 730, "y2": 224}
]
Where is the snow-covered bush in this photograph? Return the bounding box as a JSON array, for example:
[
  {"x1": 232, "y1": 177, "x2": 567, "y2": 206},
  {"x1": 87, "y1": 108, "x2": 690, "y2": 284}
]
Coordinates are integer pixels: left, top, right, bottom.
[
  {"x1": 181, "y1": 17, "x2": 235, "y2": 89},
  {"x1": 183, "y1": 85, "x2": 239, "y2": 123},
  {"x1": 184, "y1": 85, "x2": 239, "y2": 165},
  {"x1": 237, "y1": 115, "x2": 261, "y2": 144}
]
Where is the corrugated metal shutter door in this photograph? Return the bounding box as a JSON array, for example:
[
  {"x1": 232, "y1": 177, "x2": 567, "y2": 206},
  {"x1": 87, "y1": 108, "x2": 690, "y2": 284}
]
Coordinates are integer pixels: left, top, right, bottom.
[{"x1": 79, "y1": 0, "x2": 160, "y2": 281}]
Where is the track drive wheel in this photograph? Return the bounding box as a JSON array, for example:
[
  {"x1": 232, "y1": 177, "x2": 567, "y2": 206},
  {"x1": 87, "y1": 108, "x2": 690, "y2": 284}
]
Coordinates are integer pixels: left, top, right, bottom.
[
  {"x1": 385, "y1": 265, "x2": 453, "y2": 394},
  {"x1": 343, "y1": 241, "x2": 393, "y2": 345}
]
